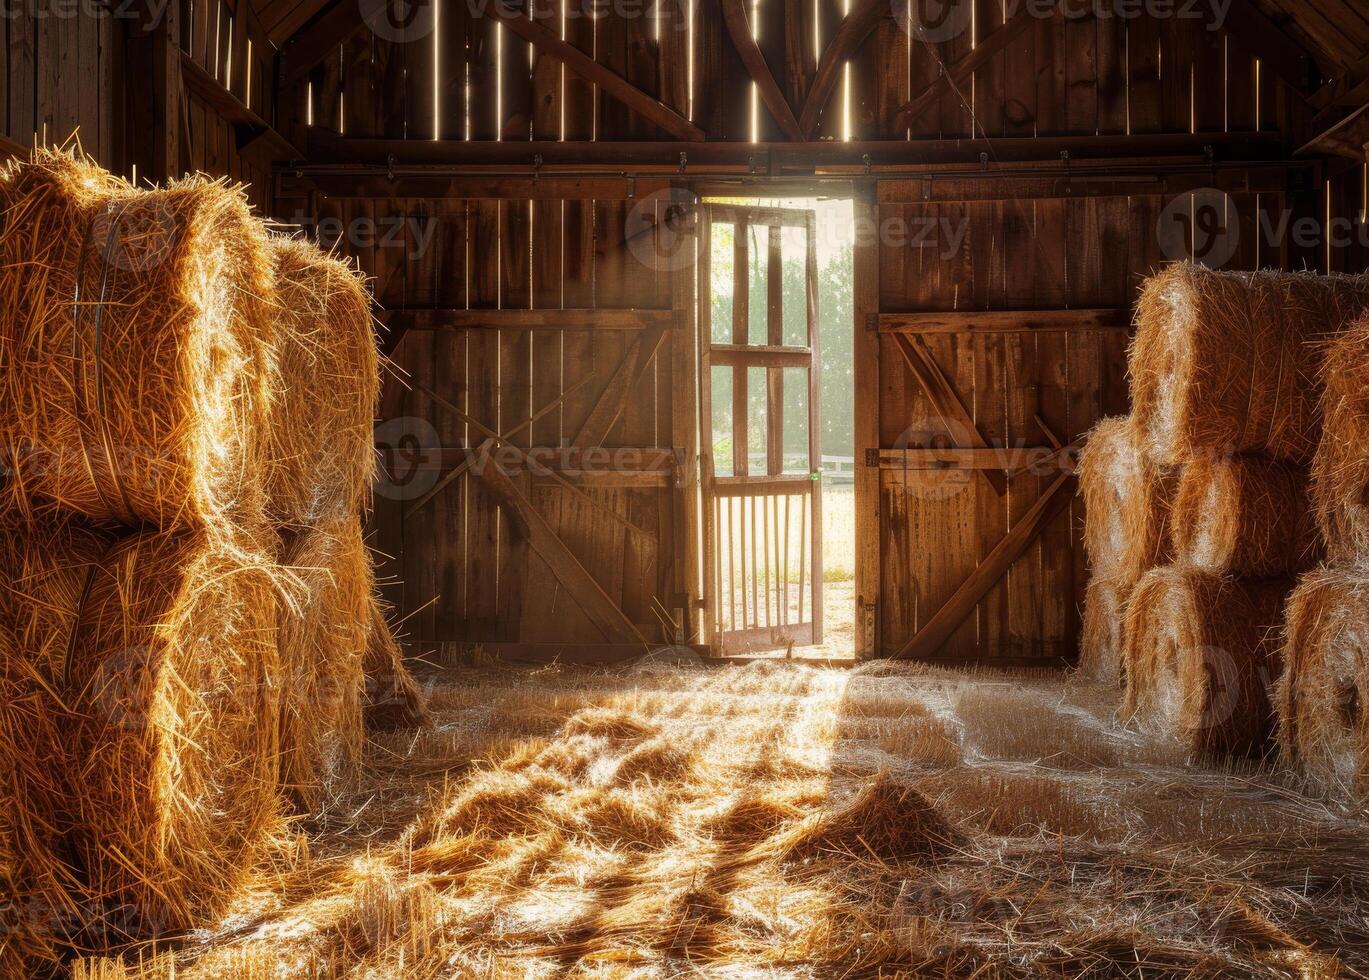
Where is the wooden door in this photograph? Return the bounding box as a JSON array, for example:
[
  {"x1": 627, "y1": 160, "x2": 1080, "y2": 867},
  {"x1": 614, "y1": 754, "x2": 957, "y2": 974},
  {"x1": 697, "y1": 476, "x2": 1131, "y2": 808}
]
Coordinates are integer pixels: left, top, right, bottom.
[{"x1": 699, "y1": 204, "x2": 822, "y2": 654}]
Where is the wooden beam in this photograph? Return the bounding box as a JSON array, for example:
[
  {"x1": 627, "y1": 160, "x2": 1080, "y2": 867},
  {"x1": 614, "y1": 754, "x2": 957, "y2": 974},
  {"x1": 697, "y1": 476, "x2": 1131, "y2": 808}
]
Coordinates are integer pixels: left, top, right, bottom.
[
  {"x1": 1215, "y1": 0, "x2": 1316, "y2": 95},
  {"x1": 485, "y1": 9, "x2": 704, "y2": 140},
  {"x1": 708, "y1": 344, "x2": 813, "y2": 368},
  {"x1": 381, "y1": 307, "x2": 671, "y2": 358},
  {"x1": 894, "y1": 8, "x2": 1033, "y2": 132},
  {"x1": 182, "y1": 53, "x2": 302, "y2": 160},
  {"x1": 798, "y1": 0, "x2": 884, "y2": 138},
  {"x1": 719, "y1": 0, "x2": 805, "y2": 141},
  {"x1": 874, "y1": 447, "x2": 1073, "y2": 473},
  {"x1": 893, "y1": 472, "x2": 1074, "y2": 661},
  {"x1": 381, "y1": 308, "x2": 673, "y2": 332},
  {"x1": 0, "y1": 134, "x2": 26, "y2": 160},
  {"x1": 1310, "y1": 53, "x2": 1369, "y2": 112},
  {"x1": 877, "y1": 308, "x2": 1132, "y2": 335},
  {"x1": 1298, "y1": 102, "x2": 1369, "y2": 160},
  {"x1": 278, "y1": 0, "x2": 365, "y2": 87},
  {"x1": 573, "y1": 326, "x2": 671, "y2": 448},
  {"x1": 474, "y1": 445, "x2": 647, "y2": 646},
  {"x1": 892, "y1": 334, "x2": 1007, "y2": 496},
  {"x1": 301, "y1": 131, "x2": 1295, "y2": 171}
]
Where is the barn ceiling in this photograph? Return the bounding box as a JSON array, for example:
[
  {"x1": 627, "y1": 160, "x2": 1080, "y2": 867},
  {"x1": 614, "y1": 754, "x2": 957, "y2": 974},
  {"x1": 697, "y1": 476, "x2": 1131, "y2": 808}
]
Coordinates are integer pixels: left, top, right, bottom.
[{"x1": 1253, "y1": 0, "x2": 1369, "y2": 73}]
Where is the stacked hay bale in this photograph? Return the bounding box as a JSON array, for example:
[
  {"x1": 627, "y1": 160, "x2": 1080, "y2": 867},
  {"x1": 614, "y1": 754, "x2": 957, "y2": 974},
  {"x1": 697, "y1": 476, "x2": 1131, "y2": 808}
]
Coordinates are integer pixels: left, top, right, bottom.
[
  {"x1": 1276, "y1": 311, "x2": 1369, "y2": 804},
  {"x1": 0, "y1": 149, "x2": 424, "y2": 968},
  {"x1": 1083, "y1": 263, "x2": 1369, "y2": 759},
  {"x1": 1077, "y1": 416, "x2": 1175, "y2": 682}
]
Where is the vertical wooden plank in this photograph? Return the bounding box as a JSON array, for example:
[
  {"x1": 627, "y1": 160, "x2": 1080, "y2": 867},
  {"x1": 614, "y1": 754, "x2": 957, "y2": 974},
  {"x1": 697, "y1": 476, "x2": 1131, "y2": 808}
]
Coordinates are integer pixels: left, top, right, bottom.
[
  {"x1": 1033, "y1": 198, "x2": 1070, "y2": 660},
  {"x1": 432, "y1": 201, "x2": 468, "y2": 641},
  {"x1": 1096, "y1": 9, "x2": 1126, "y2": 135},
  {"x1": 1064, "y1": 5, "x2": 1097, "y2": 135},
  {"x1": 1127, "y1": 13, "x2": 1162, "y2": 134},
  {"x1": 466, "y1": 200, "x2": 502, "y2": 639},
  {"x1": 1033, "y1": 6, "x2": 1065, "y2": 136}
]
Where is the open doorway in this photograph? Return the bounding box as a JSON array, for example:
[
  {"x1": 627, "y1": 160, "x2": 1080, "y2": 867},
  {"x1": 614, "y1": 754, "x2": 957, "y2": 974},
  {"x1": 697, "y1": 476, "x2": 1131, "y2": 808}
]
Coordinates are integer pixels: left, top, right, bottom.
[{"x1": 699, "y1": 195, "x2": 856, "y2": 658}]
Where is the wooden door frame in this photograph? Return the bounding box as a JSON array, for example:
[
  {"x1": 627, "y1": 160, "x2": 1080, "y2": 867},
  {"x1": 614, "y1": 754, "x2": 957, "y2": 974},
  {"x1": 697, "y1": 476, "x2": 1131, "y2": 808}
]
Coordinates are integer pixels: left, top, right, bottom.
[{"x1": 681, "y1": 181, "x2": 877, "y2": 657}]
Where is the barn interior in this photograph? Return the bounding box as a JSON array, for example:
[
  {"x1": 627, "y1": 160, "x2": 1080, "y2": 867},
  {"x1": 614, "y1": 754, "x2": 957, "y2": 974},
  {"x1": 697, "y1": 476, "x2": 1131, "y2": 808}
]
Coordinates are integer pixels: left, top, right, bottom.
[{"x1": 3, "y1": 0, "x2": 1369, "y2": 975}]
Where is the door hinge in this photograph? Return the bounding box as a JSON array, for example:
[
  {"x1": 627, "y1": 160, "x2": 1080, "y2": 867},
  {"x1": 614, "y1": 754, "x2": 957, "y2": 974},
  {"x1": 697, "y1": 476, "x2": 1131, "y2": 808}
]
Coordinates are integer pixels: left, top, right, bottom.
[{"x1": 864, "y1": 448, "x2": 881, "y2": 468}]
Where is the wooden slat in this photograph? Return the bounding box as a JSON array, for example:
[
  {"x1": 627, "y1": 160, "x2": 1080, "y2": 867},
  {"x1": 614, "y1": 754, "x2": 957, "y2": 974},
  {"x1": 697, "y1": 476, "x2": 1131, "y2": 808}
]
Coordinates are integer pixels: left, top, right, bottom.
[
  {"x1": 475, "y1": 444, "x2": 646, "y2": 646},
  {"x1": 874, "y1": 447, "x2": 1071, "y2": 472},
  {"x1": 894, "y1": 472, "x2": 1074, "y2": 661},
  {"x1": 718, "y1": 0, "x2": 804, "y2": 141},
  {"x1": 892, "y1": 333, "x2": 1008, "y2": 496},
  {"x1": 877, "y1": 308, "x2": 1131, "y2": 334},
  {"x1": 709, "y1": 344, "x2": 812, "y2": 368},
  {"x1": 483, "y1": 9, "x2": 705, "y2": 140},
  {"x1": 380, "y1": 308, "x2": 673, "y2": 331},
  {"x1": 573, "y1": 326, "x2": 670, "y2": 449},
  {"x1": 797, "y1": 0, "x2": 883, "y2": 137},
  {"x1": 893, "y1": 7, "x2": 1034, "y2": 132}
]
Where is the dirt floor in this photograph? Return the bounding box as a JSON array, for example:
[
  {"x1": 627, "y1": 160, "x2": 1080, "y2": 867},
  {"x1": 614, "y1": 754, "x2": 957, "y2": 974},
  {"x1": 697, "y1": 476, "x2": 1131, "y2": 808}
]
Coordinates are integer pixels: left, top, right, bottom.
[{"x1": 77, "y1": 661, "x2": 1369, "y2": 979}]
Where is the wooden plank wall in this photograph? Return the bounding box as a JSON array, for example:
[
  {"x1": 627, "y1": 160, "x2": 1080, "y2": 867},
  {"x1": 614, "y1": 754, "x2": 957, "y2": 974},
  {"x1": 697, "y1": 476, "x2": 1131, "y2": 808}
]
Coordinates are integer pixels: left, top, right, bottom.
[
  {"x1": 2, "y1": 4, "x2": 122, "y2": 167},
  {"x1": 284, "y1": 0, "x2": 1369, "y2": 660},
  {"x1": 304, "y1": 189, "x2": 684, "y2": 646},
  {"x1": 179, "y1": 0, "x2": 280, "y2": 211}
]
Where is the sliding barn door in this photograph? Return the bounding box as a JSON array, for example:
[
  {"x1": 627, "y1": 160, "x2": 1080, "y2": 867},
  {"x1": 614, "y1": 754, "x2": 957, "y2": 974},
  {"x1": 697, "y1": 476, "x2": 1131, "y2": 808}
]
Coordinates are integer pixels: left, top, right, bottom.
[{"x1": 699, "y1": 205, "x2": 822, "y2": 655}]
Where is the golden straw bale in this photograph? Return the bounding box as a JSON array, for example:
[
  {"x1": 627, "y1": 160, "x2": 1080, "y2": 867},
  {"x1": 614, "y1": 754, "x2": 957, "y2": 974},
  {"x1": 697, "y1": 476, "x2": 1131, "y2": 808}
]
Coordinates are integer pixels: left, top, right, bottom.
[
  {"x1": 1080, "y1": 574, "x2": 1129, "y2": 684},
  {"x1": 362, "y1": 595, "x2": 430, "y2": 733},
  {"x1": 1078, "y1": 416, "x2": 1175, "y2": 584},
  {"x1": 1171, "y1": 454, "x2": 1320, "y2": 578},
  {"x1": 1130, "y1": 263, "x2": 1369, "y2": 466},
  {"x1": 265, "y1": 237, "x2": 378, "y2": 529},
  {"x1": 0, "y1": 148, "x2": 274, "y2": 529},
  {"x1": 1275, "y1": 566, "x2": 1369, "y2": 804},
  {"x1": 1313, "y1": 312, "x2": 1369, "y2": 562},
  {"x1": 0, "y1": 513, "x2": 285, "y2": 955},
  {"x1": 277, "y1": 519, "x2": 371, "y2": 808},
  {"x1": 1123, "y1": 565, "x2": 1290, "y2": 758}
]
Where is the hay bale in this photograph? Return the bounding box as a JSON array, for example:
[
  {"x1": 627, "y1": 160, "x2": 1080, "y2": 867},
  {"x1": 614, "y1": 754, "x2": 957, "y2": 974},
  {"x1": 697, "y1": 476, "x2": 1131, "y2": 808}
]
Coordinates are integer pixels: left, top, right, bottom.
[
  {"x1": 362, "y1": 595, "x2": 430, "y2": 733},
  {"x1": 1123, "y1": 565, "x2": 1290, "y2": 758},
  {"x1": 0, "y1": 513, "x2": 284, "y2": 954},
  {"x1": 1171, "y1": 454, "x2": 1320, "y2": 578},
  {"x1": 0, "y1": 149, "x2": 274, "y2": 529},
  {"x1": 1080, "y1": 574, "x2": 1128, "y2": 684},
  {"x1": 1078, "y1": 416, "x2": 1175, "y2": 584},
  {"x1": 1312, "y1": 312, "x2": 1369, "y2": 563},
  {"x1": 1130, "y1": 263, "x2": 1369, "y2": 466},
  {"x1": 1275, "y1": 567, "x2": 1369, "y2": 804},
  {"x1": 277, "y1": 519, "x2": 370, "y2": 808},
  {"x1": 265, "y1": 237, "x2": 378, "y2": 529}
]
